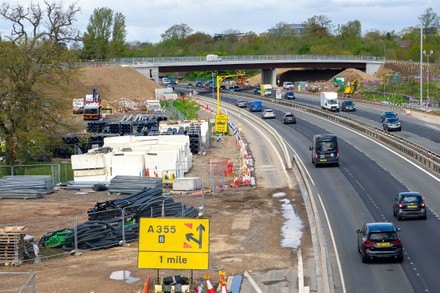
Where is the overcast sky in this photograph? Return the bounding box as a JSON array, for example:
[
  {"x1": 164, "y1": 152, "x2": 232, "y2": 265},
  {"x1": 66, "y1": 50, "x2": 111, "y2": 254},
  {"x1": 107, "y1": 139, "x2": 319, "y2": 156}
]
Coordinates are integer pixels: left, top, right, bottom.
[{"x1": 0, "y1": 0, "x2": 438, "y2": 44}]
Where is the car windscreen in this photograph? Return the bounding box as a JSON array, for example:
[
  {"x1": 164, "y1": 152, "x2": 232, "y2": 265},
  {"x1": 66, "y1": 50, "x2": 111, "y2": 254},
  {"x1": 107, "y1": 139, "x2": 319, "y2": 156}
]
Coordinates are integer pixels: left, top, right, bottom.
[
  {"x1": 285, "y1": 114, "x2": 294, "y2": 118},
  {"x1": 316, "y1": 141, "x2": 337, "y2": 152},
  {"x1": 344, "y1": 101, "x2": 353, "y2": 106},
  {"x1": 386, "y1": 118, "x2": 398, "y2": 123},
  {"x1": 368, "y1": 232, "x2": 398, "y2": 241}
]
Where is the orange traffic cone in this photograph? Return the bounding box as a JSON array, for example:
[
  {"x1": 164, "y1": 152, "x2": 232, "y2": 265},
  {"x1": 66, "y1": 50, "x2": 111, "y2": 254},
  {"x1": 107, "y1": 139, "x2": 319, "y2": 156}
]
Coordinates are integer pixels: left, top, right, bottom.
[
  {"x1": 230, "y1": 176, "x2": 238, "y2": 187},
  {"x1": 205, "y1": 275, "x2": 216, "y2": 293},
  {"x1": 141, "y1": 275, "x2": 150, "y2": 293},
  {"x1": 145, "y1": 168, "x2": 150, "y2": 177}
]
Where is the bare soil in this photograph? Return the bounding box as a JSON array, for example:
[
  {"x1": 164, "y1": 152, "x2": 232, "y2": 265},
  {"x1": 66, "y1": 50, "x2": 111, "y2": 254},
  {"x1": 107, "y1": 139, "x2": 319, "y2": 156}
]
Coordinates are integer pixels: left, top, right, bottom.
[{"x1": 0, "y1": 68, "x2": 299, "y2": 292}]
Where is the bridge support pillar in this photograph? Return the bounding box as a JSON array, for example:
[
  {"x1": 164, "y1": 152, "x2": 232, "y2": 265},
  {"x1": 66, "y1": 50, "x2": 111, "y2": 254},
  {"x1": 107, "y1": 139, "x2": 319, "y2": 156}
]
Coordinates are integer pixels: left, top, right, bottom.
[
  {"x1": 133, "y1": 66, "x2": 160, "y2": 83},
  {"x1": 261, "y1": 68, "x2": 277, "y2": 87}
]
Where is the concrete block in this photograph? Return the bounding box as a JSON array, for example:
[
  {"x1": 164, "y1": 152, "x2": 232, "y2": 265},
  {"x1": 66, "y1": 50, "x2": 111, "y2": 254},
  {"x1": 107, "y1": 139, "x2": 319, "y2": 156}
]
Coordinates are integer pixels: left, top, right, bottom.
[{"x1": 172, "y1": 177, "x2": 202, "y2": 191}]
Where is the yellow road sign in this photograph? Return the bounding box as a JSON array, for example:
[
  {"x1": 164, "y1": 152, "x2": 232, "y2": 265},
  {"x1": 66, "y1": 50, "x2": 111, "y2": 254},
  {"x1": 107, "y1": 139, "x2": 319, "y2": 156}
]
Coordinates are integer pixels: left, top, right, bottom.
[
  {"x1": 138, "y1": 218, "x2": 210, "y2": 269},
  {"x1": 215, "y1": 114, "x2": 228, "y2": 133},
  {"x1": 138, "y1": 251, "x2": 209, "y2": 270}
]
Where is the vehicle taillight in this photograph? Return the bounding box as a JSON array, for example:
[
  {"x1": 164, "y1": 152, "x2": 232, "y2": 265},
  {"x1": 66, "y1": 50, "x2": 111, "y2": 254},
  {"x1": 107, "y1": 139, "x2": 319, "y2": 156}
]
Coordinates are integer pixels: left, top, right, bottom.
[
  {"x1": 315, "y1": 151, "x2": 319, "y2": 158},
  {"x1": 398, "y1": 203, "x2": 403, "y2": 208},
  {"x1": 391, "y1": 240, "x2": 402, "y2": 246},
  {"x1": 336, "y1": 150, "x2": 339, "y2": 158},
  {"x1": 363, "y1": 240, "x2": 375, "y2": 247},
  {"x1": 421, "y1": 202, "x2": 425, "y2": 207}
]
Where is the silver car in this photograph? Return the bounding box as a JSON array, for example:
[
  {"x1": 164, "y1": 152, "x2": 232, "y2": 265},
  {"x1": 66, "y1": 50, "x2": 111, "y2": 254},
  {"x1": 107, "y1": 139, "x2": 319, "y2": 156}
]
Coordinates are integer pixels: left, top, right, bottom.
[{"x1": 262, "y1": 109, "x2": 276, "y2": 119}]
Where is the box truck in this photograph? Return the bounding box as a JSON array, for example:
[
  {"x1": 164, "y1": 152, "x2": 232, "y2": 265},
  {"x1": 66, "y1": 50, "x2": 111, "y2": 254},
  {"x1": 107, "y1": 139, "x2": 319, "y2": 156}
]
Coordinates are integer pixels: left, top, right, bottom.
[{"x1": 320, "y1": 92, "x2": 339, "y2": 112}]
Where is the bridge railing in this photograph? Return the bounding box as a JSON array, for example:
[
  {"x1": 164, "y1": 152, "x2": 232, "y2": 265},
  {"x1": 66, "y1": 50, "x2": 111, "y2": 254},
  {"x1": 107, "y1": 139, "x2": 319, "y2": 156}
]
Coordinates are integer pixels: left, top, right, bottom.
[{"x1": 112, "y1": 55, "x2": 384, "y2": 65}]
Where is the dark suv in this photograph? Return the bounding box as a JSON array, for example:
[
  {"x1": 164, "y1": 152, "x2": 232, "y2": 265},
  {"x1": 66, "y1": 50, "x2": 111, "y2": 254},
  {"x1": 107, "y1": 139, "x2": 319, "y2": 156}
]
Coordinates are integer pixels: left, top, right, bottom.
[
  {"x1": 393, "y1": 192, "x2": 427, "y2": 220},
  {"x1": 356, "y1": 222, "x2": 403, "y2": 263}
]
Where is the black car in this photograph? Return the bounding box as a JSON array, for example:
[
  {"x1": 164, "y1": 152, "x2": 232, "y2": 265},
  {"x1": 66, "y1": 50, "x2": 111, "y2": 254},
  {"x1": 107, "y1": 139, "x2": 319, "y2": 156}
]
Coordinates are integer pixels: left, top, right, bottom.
[
  {"x1": 220, "y1": 85, "x2": 227, "y2": 91},
  {"x1": 383, "y1": 117, "x2": 401, "y2": 131},
  {"x1": 340, "y1": 99, "x2": 356, "y2": 111},
  {"x1": 282, "y1": 112, "x2": 296, "y2": 124},
  {"x1": 393, "y1": 192, "x2": 427, "y2": 220},
  {"x1": 253, "y1": 88, "x2": 261, "y2": 95},
  {"x1": 284, "y1": 92, "x2": 295, "y2": 100},
  {"x1": 381, "y1": 111, "x2": 398, "y2": 122},
  {"x1": 356, "y1": 222, "x2": 403, "y2": 263}
]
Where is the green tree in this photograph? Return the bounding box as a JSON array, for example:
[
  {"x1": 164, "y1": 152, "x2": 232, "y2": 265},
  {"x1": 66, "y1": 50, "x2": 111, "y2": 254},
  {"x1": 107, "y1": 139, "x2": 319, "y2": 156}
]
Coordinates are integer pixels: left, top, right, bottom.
[
  {"x1": 419, "y1": 7, "x2": 440, "y2": 35},
  {"x1": 82, "y1": 7, "x2": 126, "y2": 59},
  {"x1": 0, "y1": 1, "x2": 81, "y2": 165},
  {"x1": 111, "y1": 12, "x2": 127, "y2": 56},
  {"x1": 161, "y1": 24, "x2": 193, "y2": 41}
]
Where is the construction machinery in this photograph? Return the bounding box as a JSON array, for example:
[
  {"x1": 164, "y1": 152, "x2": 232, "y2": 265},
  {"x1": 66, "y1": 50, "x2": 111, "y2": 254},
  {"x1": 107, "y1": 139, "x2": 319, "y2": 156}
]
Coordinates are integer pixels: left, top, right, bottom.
[
  {"x1": 162, "y1": 171, "x2": 175, "y2": 188},
  {"x1": 83, "y1": 88, "x2": 102, "y2": 120},
  {"x1": 343, "y1": 79, "x2": 360, "y2": 98}
]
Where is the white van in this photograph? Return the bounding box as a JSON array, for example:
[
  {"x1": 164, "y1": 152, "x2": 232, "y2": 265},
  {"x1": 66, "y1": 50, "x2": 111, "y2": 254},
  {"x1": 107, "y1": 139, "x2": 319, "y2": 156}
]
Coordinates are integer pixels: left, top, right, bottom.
[{"x1": 206, "y1": 54, "x2": 222, "y2": 62}]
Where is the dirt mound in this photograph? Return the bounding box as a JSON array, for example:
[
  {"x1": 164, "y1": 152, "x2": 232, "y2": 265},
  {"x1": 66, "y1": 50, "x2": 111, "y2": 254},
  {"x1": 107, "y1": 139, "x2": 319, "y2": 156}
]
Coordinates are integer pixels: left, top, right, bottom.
[
  {"x1": 332, "y1": 68, "x2": 376, "y2": 82},
  {"x1": 71, "y1": 66, "x2": 162, "y2": 108}
]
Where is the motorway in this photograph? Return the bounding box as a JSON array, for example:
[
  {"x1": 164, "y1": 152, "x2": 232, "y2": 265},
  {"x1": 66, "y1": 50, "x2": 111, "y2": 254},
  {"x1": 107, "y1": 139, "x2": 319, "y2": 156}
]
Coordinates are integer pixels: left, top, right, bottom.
[{"x1": 193, "y1": 87, "x2": 440, "y2": 293}]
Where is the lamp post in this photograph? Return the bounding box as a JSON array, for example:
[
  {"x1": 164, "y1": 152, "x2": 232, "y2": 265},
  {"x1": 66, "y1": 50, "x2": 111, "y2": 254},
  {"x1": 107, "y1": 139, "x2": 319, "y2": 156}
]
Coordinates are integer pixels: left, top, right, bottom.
[
  {"x1": 423, "y1": 50, "x2": 433, "y2": 103},
  {"x1": 211, "y1": 72, "x2": 216, "y2": 100}
]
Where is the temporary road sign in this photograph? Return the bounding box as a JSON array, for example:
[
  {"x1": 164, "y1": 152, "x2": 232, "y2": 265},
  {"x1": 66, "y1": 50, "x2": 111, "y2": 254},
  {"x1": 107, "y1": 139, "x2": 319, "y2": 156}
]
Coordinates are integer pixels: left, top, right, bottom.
[{"x1": 137, "y1": 218, "x2": 210, "y2": 270}]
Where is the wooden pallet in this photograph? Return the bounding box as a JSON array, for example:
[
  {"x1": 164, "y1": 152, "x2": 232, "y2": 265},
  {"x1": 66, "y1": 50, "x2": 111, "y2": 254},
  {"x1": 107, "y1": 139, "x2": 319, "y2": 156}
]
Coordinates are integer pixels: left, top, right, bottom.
[{"x1": 0, "y1": 227, "x2": 27, "y2": 265}]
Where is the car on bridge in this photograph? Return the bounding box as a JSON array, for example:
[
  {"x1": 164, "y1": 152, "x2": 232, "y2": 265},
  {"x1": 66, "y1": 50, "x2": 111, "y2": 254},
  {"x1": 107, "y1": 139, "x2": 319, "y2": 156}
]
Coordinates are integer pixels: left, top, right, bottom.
[
  {"x1": 229, "y1": 85, "x2": 241, "y2": 92},
  {"x1": 393, "y1": 191, "x2": 427, "y2": 220},
  {"x1": 253, "y1": 88, "x2": 261, "y2": 95},
  {"x1": 356, "y1": 222, "x2": 403, "y2": 263}
]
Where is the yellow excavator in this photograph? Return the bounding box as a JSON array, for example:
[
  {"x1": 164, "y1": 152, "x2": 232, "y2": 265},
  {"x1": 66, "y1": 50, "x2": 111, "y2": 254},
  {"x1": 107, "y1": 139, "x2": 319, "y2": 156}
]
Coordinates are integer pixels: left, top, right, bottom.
[{"x1": 344, "y1": 79, "x2": 360, "y2": 98}]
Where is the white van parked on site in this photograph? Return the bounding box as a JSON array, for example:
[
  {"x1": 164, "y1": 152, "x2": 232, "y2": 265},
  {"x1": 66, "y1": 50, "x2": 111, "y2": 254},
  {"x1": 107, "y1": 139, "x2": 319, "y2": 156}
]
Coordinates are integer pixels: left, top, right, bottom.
[{"x1": 206, "y1": 54, "x2": 222, "y2": 62}]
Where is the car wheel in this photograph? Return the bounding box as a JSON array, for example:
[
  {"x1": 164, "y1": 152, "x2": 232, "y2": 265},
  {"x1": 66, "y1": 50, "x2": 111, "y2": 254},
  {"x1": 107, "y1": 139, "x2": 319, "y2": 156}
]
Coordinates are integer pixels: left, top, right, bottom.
[
  {"x1": 397, "y1": 214, "x2": 402, "y2": 221},
  {"x1": 422, "y1": 214, "x2": 427, "y2": 220},
  {"x1": 397, "y1": 255, "x2": 404, "y2": 263},
  {"x1": 361, "y1": 251, "x2": 369, "y2": 263},
  {"x1": 393, "y1": 208, "x2": 396, "y2": 216}
]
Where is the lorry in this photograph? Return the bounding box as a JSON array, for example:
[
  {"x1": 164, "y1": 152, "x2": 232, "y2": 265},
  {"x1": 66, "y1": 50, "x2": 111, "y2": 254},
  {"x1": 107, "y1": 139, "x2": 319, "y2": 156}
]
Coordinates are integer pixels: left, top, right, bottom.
[
  {"x1": 320, "y1": 92, "x2": 339, "y2": 112},
  {"x1": 247, "y1": 100, "x2": 262, "y2": 112},
  {"x1": 206, "y1": 54, "x2": 222, "y2": 62},
  {"x1": 83, "y1": 89, "x2": 102, "y2": 120},
  {"x1": 260, "y1": 84, "x2": 273, "y2": 97}
]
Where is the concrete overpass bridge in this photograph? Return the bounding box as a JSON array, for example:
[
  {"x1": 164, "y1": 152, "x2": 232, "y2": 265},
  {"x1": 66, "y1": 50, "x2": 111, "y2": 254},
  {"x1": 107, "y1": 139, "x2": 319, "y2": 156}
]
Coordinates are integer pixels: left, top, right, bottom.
[{"x1": 113, "y1": 55, "x2": 385, "y2": 86}]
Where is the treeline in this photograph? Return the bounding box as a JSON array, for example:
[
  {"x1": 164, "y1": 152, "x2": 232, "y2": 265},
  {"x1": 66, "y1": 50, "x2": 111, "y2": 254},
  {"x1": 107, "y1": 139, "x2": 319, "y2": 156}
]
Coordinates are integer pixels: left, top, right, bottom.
[{"x1": 77, "y1": 8, "x2": 440, "y2": 65}]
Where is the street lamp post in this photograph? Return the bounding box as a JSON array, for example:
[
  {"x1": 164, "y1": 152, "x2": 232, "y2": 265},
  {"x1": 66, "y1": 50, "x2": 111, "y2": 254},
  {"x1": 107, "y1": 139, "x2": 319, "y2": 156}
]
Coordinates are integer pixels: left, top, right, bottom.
[
  {"x1": 423, "y1": 50, "x2": 433, "y2": 104},
  {"x1": 211, "y1": 72, "x2": 216, "y2": 100}
]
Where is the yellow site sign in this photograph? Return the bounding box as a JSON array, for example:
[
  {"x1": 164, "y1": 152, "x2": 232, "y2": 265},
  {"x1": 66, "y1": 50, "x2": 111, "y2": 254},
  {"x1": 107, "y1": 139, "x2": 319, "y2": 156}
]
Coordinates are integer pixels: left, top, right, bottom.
[
  {"x1": 215, "y1": 114, "x2": 228, "y2": 133},
  {"x1": 137, "y1": 218, "x2": 210, "y2": 269}
]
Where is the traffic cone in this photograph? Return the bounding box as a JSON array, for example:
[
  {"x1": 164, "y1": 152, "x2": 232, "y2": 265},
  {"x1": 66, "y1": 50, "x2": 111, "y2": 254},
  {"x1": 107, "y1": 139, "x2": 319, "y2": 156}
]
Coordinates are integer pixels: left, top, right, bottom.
[
  {"x1": 145, "y1": 168, "x2": 150, "y2": 177},
  {"x1": 241, "y1": 173, "x2": 248, "y2": 185},
  {"x1": 205, "y1": 275, "x2": 216, "y2": 293},
  {"x1": 245, "y1": 172, "x2": 251, "y2": 185},
  {"x1": 230, "y1": 176, "x2": 238, "y2": 187},
  {"x1": 219, "y1": 271, "x2": 228, "y2": 293}
]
